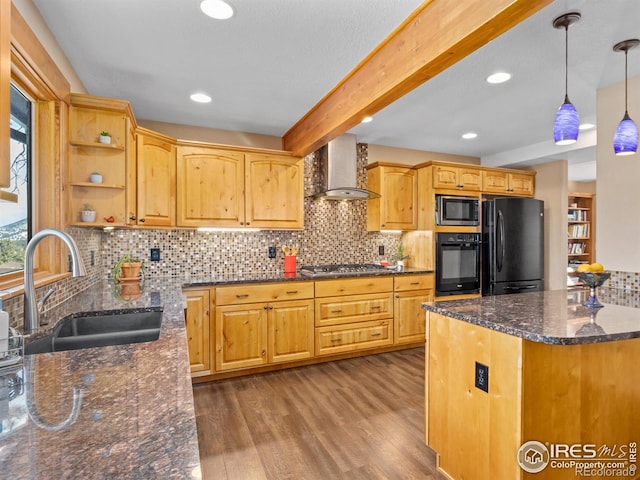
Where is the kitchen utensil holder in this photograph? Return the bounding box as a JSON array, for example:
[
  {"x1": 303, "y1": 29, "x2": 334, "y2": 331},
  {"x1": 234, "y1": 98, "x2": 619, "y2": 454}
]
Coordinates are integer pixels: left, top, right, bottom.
[{"x1": 284, "y1": 255, "x2": 296, "y2": 273}]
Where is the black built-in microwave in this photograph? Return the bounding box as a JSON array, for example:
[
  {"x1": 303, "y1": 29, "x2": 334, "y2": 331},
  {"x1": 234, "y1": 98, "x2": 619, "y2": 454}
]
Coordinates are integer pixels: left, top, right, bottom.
[{"x1": 435, "y1": 195, "x2": 480, "y2": 226}]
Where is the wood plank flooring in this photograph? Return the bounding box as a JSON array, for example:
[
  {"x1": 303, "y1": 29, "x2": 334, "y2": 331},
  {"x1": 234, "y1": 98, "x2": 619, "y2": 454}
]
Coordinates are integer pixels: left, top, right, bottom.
[{"x1": 193, "y1": 347, "x2": 443, "y2": 480}]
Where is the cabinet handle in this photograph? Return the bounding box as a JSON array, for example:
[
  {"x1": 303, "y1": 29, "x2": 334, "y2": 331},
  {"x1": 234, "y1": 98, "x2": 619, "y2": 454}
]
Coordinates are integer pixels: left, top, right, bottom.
[
  {"x1": 261, "y1": 350, "x2": 266, "y2": 357},
  {"x1": 236, "y1": 294, "x2": 249, "y2": 299},
  {"x1": 269, "y1": 306, "x2": 273, "y2": 310},
  {"x1": 240, "y1": 222, "x2": 244, "y2": 225},
  {"x1": 381, "y1": 224, "x2": 385, "y2": 227},
  {"x1": 370, "y1": 306, "x2": 382, "y2": 310},
  {"x1": 331, "y1": 338, "x2": 342, "y2": 342},
  {"x1": 129, "y1": 215, "x2": 137, "y2": 221},
  {"x1": 263, "y1": 305, "x2": 268, "y2": 310},
  {"x1": 395, "y1": 294, "x2": 400, "y2": 298},
  {"x1": 286, "y1": 290, "x2": 298, "y2": 294},
  {"x1": 140, "y1": 218, "x2": 145, "y2": 223},
  {"x1": 410, "y1": 282, "x2": 420, "y2": 285},
  {"x1": 246, "y1": 222, "x2": 250, "y2": 225},
  {"x1": 331, "y1": 309, "x2": 343, "y2": 313},
  {"x1": 370, "y1": 332, "x2": 382, "y2": 337}
]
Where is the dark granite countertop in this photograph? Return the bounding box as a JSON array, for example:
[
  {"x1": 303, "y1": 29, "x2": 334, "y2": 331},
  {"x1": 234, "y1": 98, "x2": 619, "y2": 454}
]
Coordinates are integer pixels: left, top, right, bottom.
[
  {"x1": 182, "y1": 266, "x2": 433, "y2": 287},
  {"x1": 422, "y1": 287, "x2": 640, "y2": 345},
  {"x1": 0, "y1": 278, "x2": 201, "y2": 480}
]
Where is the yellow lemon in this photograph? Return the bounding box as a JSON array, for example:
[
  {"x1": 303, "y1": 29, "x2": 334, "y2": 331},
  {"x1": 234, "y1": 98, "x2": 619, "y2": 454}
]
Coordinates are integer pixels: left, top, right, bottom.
[
  {"x1": 590, "y1": 262, "x2": 604, "y2": 273},
  {"x1": 577, "y1": 264, "x2": 591, "y2": 273}
]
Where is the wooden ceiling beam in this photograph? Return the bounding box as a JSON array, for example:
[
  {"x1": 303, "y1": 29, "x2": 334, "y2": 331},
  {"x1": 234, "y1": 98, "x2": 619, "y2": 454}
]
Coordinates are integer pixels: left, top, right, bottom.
[{"x1": 282, "y1": 0, "x2": 553, "y2": 157}]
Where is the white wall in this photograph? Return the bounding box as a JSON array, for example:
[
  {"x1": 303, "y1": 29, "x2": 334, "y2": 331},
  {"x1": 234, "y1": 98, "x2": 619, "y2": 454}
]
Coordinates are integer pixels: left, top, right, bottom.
[
  {"x1": 533, "y1": 160, "x2": 568, "y2": 291},
  {"x1": 596, "y1": 75, "x2": 640, "y2": 272}
]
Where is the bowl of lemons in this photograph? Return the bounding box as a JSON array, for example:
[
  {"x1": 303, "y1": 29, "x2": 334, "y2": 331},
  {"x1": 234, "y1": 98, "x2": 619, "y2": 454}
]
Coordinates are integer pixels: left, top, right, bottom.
[{"x1": 575, "y1": 262, "x2": 610, "y2": 308}]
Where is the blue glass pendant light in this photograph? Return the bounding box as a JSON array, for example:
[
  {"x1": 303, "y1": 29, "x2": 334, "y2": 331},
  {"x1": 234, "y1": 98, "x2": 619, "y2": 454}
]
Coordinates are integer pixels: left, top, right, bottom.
[
  {"x1": 613, "y1": 39, "x2": 640, "y2": 156},
  {"x1": 553, "y1": 12, "x2": 581, "y2": 145}
]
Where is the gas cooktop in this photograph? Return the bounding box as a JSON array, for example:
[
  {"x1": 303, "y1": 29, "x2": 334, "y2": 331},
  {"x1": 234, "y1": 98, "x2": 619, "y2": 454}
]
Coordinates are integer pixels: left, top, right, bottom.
[{"x1": 299, "y1": 263, "x2": 388, "y2": 277}]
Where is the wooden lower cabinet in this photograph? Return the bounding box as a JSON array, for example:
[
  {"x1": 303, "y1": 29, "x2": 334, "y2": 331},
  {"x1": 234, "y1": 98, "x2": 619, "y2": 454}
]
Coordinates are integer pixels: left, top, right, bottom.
[
  {"x1": 315, "y1": 319, "x2": 392, "y2": 356},
  {"x1": 268, "y1": 299, "x2": 314, "y2": 363},
  {"x1": 183, "y1": 288, "x2": 213, "y2": 376},
  {"x1": 394, "y1": 274, "x2": 434, "y2": 344}
]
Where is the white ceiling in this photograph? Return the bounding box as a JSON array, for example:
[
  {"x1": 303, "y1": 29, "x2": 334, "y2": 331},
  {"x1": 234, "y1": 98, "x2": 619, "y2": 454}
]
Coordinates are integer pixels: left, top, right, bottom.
[{"x1": 33, "y1": 0, "x2": 640, "y2": 182}]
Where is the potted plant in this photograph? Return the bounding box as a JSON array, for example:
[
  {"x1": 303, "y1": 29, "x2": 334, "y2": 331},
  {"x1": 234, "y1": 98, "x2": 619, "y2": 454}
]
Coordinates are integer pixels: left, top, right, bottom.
[
  {"x1": 81, "y1": 203, "x2": 96, "y2": 222},
  {"x1": 395, "y1": 243, "x2": 410, "y2": 271},
  {"x1": 99, "y1": 131, "x2": 112, "y2": 144},
  {"x1": 90, "y1": 172, "x2": 103, "y2": 183},
  {"x1": 112, "y1": 253, "x2": 145, "y2": 282}
]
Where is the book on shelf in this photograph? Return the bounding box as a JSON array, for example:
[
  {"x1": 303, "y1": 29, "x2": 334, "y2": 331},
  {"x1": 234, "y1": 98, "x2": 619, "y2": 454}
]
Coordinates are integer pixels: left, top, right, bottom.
[
  {"x1": 568, "y1": 242, "x2": 587, "y2": 254},
  {"x1": 568, "y1": 223, "x2": 590, "y2": 238},
  {"x1": 567, "y1": 209, "x2": 588, "y2": 221}
]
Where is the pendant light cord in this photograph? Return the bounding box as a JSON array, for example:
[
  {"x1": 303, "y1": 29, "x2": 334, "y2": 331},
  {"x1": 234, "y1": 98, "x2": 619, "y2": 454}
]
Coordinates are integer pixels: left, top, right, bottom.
[
  {"x1": 564, "y1": 25, "x2": 569, "y2": 100},
  {"x1": 624, "y1": 49, "x2": 629, "y2": 114}
]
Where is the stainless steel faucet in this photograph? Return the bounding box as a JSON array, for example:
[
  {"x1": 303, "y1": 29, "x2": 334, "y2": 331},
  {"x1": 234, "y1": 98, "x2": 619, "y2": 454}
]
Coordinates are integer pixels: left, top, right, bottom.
[{"x1": 23, "y1": 229, "x2": 87, "y2": 333}]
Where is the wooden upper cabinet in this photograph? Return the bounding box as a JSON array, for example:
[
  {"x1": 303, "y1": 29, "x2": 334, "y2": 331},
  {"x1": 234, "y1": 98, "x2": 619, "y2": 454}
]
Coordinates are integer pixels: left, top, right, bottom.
[
  {"x1": 177, "y1": 145, "x2": 304, "y2": 229},
  {"x1": 177, "y1": 145, "x2": 245, "y2": 227},
  {"x1": 432, "y1": 164, "x2": 481, "y2": 191},
  {"x1": 245, "y1": 153, "x2": 304, "y2": 229},
  {"x1": 482, "y1": 170, "x2": 534, "y2": 196},
  {"x1": 367, "y1": 164, "x2": 417, "y2": 231},
  {"x1": 0, "y1": 0, "x2": 9, "y2": 189},
  {"x1": 135, "y1": 129, "x2": 176, "y2": 226}
]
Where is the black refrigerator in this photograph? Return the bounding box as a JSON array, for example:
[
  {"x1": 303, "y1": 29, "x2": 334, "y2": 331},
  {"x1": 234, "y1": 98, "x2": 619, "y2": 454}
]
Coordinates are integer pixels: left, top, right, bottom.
[{"x1": 482, "y1": 197, "x2": 544, "y2": 295}]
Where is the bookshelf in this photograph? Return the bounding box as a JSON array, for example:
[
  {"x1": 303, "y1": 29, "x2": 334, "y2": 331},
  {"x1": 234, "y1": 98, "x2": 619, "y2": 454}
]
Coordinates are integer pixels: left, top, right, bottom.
[{"x1": 567, "y1": 192, "x2": 595, "y2": 287}]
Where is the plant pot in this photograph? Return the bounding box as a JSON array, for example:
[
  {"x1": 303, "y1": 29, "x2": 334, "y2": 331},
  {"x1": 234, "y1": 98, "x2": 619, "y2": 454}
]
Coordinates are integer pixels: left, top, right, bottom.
[
  {"x1": 119, "y1": 262, "x2": 142, "y2": 281},
  {"x1": 90, "y1": 173, "x2": 103, "y2": 184},
  {"x1": 81, "y1": 210, "x2": 96, "y2": 222},
  {"x1": 396, "y1": 260, "x2": 405, "y2": 272},
  {"x1": 99, "y1": 135, "x2": 111, "y2": 144},
  {"x1": 118, "y1": 281, "x2": 142, "y2": 300}
]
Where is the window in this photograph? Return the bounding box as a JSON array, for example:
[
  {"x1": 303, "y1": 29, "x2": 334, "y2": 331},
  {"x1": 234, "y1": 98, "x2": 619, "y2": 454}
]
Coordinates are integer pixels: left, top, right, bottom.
[{"x1": 0, "y1": 84, "x2": 32, "y2": 276}]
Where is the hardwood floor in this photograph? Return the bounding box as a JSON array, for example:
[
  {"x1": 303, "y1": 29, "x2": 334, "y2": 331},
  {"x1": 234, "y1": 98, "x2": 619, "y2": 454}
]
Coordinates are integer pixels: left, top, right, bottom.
[{"x1": 192, "y1": 347, "x2": 442, "y2": 479}]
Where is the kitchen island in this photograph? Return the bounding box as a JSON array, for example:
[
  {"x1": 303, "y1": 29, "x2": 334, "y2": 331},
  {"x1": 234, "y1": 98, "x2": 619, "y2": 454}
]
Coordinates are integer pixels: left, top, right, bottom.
[
  {"x1": 0, "y1": 278, "x2": 201, "y2": 480},
  {"x1": 422, "y1": 289, "x2": 640, "y2": 480}
]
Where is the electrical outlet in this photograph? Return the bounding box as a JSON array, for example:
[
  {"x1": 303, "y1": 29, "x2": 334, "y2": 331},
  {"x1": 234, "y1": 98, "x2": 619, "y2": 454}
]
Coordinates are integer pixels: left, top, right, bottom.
[
  {"x1": 150, "y1": 248, "x2": 161, "y2": 262},
  {"x1": 90, "y1": 250, "x2": 95, "y2": 266},
  {"x1": 378, "y1": 245, "x2": 385, "y2": 255},
  {"x1": 475, "y1": 362, "x2": 489, "y2": 393},
  {"x1": 268, "y1": 246, "x2": 277, "y2": 259}
]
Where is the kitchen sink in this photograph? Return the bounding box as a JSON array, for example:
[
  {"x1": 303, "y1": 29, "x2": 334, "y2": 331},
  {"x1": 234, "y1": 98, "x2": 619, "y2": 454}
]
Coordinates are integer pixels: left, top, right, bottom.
[{"x1": 24, "y1": 310, "x2": 163, "y2": 355}]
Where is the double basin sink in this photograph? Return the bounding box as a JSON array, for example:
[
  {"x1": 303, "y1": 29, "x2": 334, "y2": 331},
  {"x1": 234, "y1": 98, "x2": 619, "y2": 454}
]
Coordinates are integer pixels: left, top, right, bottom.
[{"x1": 25, "y1": 310, "x2": 163, "y2": 355}]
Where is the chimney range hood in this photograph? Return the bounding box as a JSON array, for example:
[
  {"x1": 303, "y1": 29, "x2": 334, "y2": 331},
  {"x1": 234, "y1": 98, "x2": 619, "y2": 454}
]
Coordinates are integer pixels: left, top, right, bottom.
[{"x1": 310, "y1": 134, "x2": 380, "y2": 200}]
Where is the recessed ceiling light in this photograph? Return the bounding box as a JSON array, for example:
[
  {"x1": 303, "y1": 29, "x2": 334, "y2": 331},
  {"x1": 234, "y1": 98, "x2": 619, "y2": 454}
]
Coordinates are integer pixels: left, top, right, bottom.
[
  {"x1": 579, "y1": 123, "x2": 595, "y2": 131},
  {"x1": 462, "y1": 132, "x2": 478, "y2": 140},
  {"x1": 486, "y1": 72, "x2": 511, "y2": 84},
  {"x1": 361, "y1": 116, "x2": 373, "y2": 123},
  {"x1": 200, "y1": 0, "x2": 234, "y2": 20},
  {"x1": 190, "y1": 93, "x2": 212, "y2": 103}
]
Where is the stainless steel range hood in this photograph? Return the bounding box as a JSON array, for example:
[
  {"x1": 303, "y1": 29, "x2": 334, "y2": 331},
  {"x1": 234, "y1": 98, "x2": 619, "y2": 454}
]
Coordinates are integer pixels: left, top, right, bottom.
[{"x1": 310, "y1": 134, "x2": 380, "y2": 200}]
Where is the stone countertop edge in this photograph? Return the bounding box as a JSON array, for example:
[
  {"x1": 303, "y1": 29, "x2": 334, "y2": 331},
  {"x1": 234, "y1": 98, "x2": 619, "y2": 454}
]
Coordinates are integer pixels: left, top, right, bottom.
[
  {"x1": 421, "y1": 289, "x2": 640, "y2": 345},
  {"x1": 3, "y1": 278, "x2": 202, "y2": 480},
  {"x1": 182, "y1": 267, "x2": 434, "y2": 287}
]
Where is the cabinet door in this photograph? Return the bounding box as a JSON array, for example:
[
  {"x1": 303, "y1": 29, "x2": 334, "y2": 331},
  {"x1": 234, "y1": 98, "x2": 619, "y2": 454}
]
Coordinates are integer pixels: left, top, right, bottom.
[
  {"x1": 0, "y1": 0, "x2": 9, "y2": 188},
  {"x1": 136, "y1": 132, "x2": 176, "y2": 226},
  {"x1": 215, "y1": 303, "x2": 267, "y2": 371},
  {"x1": 481, "y1": 170, "x2": 509, "y2": 194},
  {"x1": 457, "y1": 167, "x2": 481, "y2": 191},
  {"x1": 184, "y1": 288, "x2": 212, "y2": 376},
  {"x1": 394, "y1": 290, "x2": 432, "y2": 344},
  {"x1": 381, "y1": 166, "x2": 417, "y2": 230},
  {"x1": 177, "y1": 146, "x2": 245, "y2": 227},
  {"x1": 268, "y1": 299, "x2": 314, "y2": 363},
  {"x1": 508, "y1": 172, "x2": 534, "y2": 196},
  {"x1": 432, "y1": 165, "x2": 460, "y2": 189},
  {"x1": 245, "y1": 153, "x2": 304, "y2": 229}
]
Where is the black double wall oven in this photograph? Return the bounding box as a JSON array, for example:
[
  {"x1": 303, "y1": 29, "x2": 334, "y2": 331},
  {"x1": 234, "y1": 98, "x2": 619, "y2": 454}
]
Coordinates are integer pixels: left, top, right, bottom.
[{"x1": 435, "y1": 232, "x2": 481, "y2": 296}]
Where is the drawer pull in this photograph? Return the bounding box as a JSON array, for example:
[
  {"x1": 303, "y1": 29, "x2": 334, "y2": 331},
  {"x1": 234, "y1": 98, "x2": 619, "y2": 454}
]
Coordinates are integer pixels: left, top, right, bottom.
[
  {"x1": 331, "y1": 309, "x2": 343, "y2": 313},
  {"x1": 236, "y1": 294, "x2": 249, "y2": 299},
  {"x1": 370, "y1": 306, "x2": 382, "y2": 310},
  {"x1": 286, "y1": 290, "x2": 298, "y2": 294},
  {"x1": 331, "y1": 337, "x2": 342, "y2": 342},
  {"x1": 370, "y1": 332, "x2": 382, "y2": 337},
  {"x1": 410, "y1": 282, "x2": 421, "y2": 285}
]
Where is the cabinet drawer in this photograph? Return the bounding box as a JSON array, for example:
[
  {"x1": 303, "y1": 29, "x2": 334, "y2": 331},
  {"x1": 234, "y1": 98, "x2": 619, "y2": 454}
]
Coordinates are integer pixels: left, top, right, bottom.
[
  {"x1": 394, "y1": 274, "x2": 434, "y2": 292},
  {"x1": 315, "y1": 293, "x2": 393, "y2": 327},
  {"x1": 315, "y1": 320, "x2": 392, "y2": 356},
  {"x1": 314, "y1": 276, "x2": 393, "y2": 297},
  {"x1": 216, "y1": 281, "x2": 314, "y2": 305}
]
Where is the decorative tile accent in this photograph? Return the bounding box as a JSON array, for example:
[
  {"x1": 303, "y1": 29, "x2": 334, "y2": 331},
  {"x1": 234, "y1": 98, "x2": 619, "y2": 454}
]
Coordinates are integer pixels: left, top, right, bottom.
[{"x1": 606, "y1": 270, "x2": 640, "y2": 292}]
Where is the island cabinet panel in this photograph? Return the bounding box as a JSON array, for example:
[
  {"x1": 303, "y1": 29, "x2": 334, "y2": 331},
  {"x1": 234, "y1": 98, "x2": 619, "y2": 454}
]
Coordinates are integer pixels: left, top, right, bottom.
[
  {"x1": 215, "y1": 303, "x2": 268, "y2": 371},
  {"x1": 183, "y1": 288, "x2": 213, "y2": 376},
  {"x1": 245, "y1": 153, "x2": 304, "y2": 229},
  {"x1": 134, "y1": 130, "x2": 176, "y2": 226},
  {"x1": 177, "y1": 146, "x2": 245, "y2": 227},
  {"x1": 268, "y1": 299, "x2": 314, "y2": 363},
  {"x1": 432, "y1": 164, "x2": 481, "y2": 191},
  {"x1": 0, "y1": 0, "x2": 9, "y2": 188},
  {"x1": 367, "y1": 164, "x2": 417, "y2": 231},
  {"x1": 428, "y1": 312, "x2": 523, "y2": 480}
]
